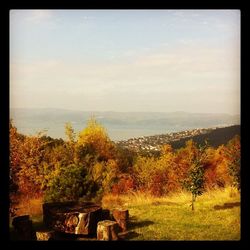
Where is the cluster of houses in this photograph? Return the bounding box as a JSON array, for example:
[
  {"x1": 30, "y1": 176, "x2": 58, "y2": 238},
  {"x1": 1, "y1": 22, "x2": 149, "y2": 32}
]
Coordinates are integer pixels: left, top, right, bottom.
[{"x1": 116, "y1": 127, "x2": 215, "y2": 153}]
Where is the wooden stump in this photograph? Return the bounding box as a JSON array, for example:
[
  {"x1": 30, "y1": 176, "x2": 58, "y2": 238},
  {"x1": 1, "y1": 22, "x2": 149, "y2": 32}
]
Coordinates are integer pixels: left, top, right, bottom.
[
  {"x1": 43, "y1": 201, "x2": 102, "y2": 235},
  {"x1": 101, "y1": 209, "x2": 111, "y2": 220},
  {"x1": 97, "y1": 220, "x2": 119, "y2": 241},
  {"x1": 12, "y1": 215, "x2": 33, "y2": 240},
  {"x1": 36, "y1": 230, "x2": 55, "y2": 241},
  {"x1": 112, "y1": 209, "x2": 129, "y2": 232}
]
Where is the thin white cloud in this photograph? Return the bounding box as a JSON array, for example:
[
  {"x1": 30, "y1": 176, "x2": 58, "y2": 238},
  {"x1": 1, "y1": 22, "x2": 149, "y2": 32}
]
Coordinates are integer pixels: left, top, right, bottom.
[
  {"x1": 25, "y1": 10, "x2": 53, "y2": 22},
  {"x1": 82, "y1": 16, "x2": 96, "y2": 20},
  {"x1": 10, "y1": 43, "x2": 239, "y2": 97},
  {"x1": 10, "y1": 32, "x2": 240, "y2": 113}
]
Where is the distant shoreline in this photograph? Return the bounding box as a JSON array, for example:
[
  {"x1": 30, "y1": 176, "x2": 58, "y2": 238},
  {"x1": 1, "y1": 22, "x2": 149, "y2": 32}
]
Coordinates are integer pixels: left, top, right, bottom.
[{"x1": 10, "y1": 108, "x2": 240, "y2": 141}]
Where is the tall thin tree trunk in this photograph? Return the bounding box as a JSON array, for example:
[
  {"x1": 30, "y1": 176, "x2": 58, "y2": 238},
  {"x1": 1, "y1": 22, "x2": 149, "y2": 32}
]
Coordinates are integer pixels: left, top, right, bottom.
[{"x1": 192, "y1": 194, "x2": 195, "y2": 211}]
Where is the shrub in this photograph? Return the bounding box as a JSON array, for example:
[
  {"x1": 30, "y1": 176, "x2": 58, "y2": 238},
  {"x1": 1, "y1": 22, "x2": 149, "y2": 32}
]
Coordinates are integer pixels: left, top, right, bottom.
[{"x1": 44, "y1": 164, "x2": 97, "y2": 202}]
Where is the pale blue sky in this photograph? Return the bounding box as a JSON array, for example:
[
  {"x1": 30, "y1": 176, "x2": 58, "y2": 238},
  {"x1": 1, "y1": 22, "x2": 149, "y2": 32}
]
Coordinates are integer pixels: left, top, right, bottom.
[{"x1": 10, "y1": 10, "x2": 240, "y2": 114}]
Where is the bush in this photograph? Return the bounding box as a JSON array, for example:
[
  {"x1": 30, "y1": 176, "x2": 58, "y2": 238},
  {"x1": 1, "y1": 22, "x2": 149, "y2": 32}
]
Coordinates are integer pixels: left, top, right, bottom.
[{"x1": 44, "y1": 164, "x2": 97, "y2": 202}]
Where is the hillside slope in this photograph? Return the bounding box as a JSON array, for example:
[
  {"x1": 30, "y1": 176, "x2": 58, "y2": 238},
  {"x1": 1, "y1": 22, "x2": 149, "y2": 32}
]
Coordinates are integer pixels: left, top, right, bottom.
[
  {"x1": 170, "y1": 125, "x2": 240, "y2": 149},
  {"x1": 116, "y1": 125, "x2": 240, "y2": 153}
]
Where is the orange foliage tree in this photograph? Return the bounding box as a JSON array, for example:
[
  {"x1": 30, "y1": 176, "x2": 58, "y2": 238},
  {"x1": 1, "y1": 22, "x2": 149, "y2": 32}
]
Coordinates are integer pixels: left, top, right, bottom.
[{"x1": 223, "y1": 135, "x2": 241, "y2": 190}]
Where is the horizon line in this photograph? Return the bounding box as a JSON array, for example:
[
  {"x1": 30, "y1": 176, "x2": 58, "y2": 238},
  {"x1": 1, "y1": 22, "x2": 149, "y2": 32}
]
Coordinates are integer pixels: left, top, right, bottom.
[{"x1": 10, "y1": 107, "x2": 240, "y2": 116}]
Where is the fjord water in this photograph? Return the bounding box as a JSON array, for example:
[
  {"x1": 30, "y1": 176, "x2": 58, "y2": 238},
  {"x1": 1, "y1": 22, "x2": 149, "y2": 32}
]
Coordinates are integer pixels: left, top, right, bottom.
[{"x1": 10, "y1": 108, "x2": 240, "y2": 141}]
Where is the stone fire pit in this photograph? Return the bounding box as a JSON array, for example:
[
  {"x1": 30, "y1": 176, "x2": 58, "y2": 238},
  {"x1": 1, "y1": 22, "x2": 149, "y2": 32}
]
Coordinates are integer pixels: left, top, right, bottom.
[{"x1": 43, "y1": 201, "x2": 103, "y2": 235}]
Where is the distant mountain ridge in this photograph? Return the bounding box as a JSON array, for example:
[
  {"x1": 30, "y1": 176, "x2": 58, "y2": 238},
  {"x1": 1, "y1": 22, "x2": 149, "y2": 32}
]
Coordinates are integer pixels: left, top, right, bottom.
[{"x1": 10, "y1": 108, "x2": 240, "y2": 141}]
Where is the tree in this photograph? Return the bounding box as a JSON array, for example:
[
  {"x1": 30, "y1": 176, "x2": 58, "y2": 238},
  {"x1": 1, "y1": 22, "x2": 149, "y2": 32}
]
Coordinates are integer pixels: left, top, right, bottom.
[
  {"x1": 133, "y1": 156, "x2": 157, "y2": 192},
  {"x1": 9, "y1": 120, "x2": 24, "y2": 216},
  {"x1": 44, "y1": 164, "x2": 96, "y2": 202},
  {"x1": 224, "y1": 135, "x2": 241, "y2": 190},
  {"x1": 77, "y1": 117, "x2": 116, "y2": 161},
  {"x1": 65, "y1": 122, "x2": 76, "y2": 143},
  {"x1": 214, "y1": 145, "x2": 233, "y2": 188},
  {"x1": 132, "y1": 146, "x2": 177, "y2": 196},
  {"x1": 17, "y1": 133, "x2": 49, "y2": 198},
  {"x1": 182, "y1": 140, "x2": 209, "y2": 211}
]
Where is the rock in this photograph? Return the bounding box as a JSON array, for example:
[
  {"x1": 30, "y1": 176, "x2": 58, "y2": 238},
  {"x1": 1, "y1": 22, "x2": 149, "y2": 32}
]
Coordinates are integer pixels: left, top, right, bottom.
[
  {"x1": 36, "y1": 230, "x2": 55, "y2": 241},
  {"x1": 12, "y1": 215, "x2": 33, "y2": 240},
  {"x1": 112, "y1": 209, "x2": 129, "y2": 232},
  {"x1": 97, "y1": 220, "x2": 119, "y2": 241}
]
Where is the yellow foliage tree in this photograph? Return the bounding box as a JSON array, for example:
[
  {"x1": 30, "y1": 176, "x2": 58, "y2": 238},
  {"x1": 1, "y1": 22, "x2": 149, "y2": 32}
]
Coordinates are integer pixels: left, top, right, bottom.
[{"x1": 77, "y1": 117, "x2": 116, "y2": 161}]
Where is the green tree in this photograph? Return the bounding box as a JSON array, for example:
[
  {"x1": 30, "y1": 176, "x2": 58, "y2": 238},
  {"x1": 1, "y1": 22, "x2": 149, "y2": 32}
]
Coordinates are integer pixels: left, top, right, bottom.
[
  {"x1": 44, "y1": 163, "x2": 96, "y2": 202},
  {"x1": 182, "y1": 140, "x2": 209, "y2": 210}
]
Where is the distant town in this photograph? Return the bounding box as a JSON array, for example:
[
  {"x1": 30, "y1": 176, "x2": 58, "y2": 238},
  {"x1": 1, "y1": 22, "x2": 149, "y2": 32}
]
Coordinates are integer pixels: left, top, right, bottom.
[{"x1": 116, "y1": 125, "x2": 238, "y2": 154}]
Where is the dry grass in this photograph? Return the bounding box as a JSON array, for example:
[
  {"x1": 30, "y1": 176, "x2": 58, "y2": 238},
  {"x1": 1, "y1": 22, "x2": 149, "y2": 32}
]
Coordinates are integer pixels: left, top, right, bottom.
[
  {"x1": 15, "y1": 196, "x2": 43, "y2": 218},
  {"x1": 10, "y1": 196, "x2": 44, "y2": 231},
  {"x1": 102, "y1": 186, "x2": 240, "y2": 209}
]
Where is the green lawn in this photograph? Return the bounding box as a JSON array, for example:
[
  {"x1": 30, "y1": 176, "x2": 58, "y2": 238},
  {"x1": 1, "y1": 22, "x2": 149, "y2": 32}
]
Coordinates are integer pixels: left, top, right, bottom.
[
  {"x1": 103, "y1": 187, "x2": 240, "y2": 240},
  {"x1": 126, "y1": 201, "x2": 240, "y2": 240}
]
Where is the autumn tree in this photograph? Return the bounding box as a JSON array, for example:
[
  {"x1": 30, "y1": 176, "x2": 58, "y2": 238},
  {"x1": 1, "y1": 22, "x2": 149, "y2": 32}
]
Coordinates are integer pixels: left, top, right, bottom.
[
  {"x1": 91, "y1": 159, "x2": 120, "y2": 194},
  {"x1": 224, "y1": 135, "x2": 241, "y2": 190},
  {"x1": 77, "y1": 117, "x2": 116, "y2": 161},
  {"x1": 203, "y1": 145, "x2": 233, "y2": 189},
  {"x1": 75, "y1": 117, "x2": 120, "y2": 193},
  {"x1": 133, "y1": 156, "x2": 157, "y2": 192},
  {"x1": 175, "y1": 140, "x2": 198, "y2": 184},
  {"x1": 159, "y1": 144, "x2": 180, "y2": 193},
  {"x1": 9, "y1": 120, "x2": 25, "y2": 215},
  {"x1": 16, "y1": 133, "x2": 49, "y2": 198},
  {"x1": 133, "y1": 144, "x2": 177, "y2": 196},
  {"x1": 213, "y1": 145, "x2": 233, "y2": 187},
  {"x1": 65, "y1": 122, "x2": 76, "y2": 144}
]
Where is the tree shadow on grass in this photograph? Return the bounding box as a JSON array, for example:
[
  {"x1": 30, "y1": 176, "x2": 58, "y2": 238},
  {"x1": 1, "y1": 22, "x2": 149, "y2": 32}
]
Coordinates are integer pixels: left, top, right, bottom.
[
  {"x1": 214, "y1": 202, "x2": 240, "y2": 210},
  {"x1": 152, "y1": 201, "x2": 180, "y2": 206},
  {"x1": 118, "y1": 231, "x2": 141, "y2": 240},
  {"x1": 128, "y1": 219, "x2": 154, "y2": 230},
  {"x1": 117, "y1": 219, "x2": 154, "y2": 240}
]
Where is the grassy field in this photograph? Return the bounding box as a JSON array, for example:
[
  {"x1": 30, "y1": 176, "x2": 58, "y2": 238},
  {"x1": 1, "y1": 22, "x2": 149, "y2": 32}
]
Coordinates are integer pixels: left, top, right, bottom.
[
  {"x1": 102, "y1": 187, "x2": 240, "y2": 240},
  {"x1": 10, "y1": 187, "x2": 240, "y2": 241}
]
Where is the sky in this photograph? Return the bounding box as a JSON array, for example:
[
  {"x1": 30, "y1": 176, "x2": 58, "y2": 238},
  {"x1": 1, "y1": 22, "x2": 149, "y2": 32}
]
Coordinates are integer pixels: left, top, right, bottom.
[{"x1": 10, "y1": 10, "x2": 240, "y2": 115}]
